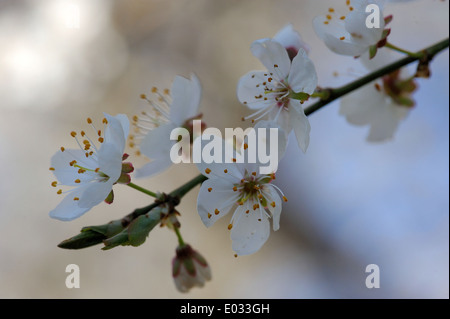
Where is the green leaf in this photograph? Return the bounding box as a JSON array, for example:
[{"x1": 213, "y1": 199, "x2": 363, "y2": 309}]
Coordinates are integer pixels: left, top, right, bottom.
[
  {"x1": 58, "y1": 230, "x2": 106, "y2": 250},
  {"x1": 127, "y1": 208, "x2": 162, "y2": 247}
]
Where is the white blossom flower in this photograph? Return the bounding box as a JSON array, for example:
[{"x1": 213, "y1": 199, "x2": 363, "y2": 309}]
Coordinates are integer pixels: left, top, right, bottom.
[
  {"x1": 195, "y1": 122, "x2": 288, "y2": 255},
  {"x1": 131, "y1": 74, "x2": 202, "y2": 178},
  {"x1": 313, "y1": 0, "x2": 392, "y2": 58},
  {"x1": 172, "y1": 244, "x2": 211, "y2": 293},
  {"x1": 340, "y1": 69, "x2": 416, "y2": 141},
  {"x1": 49, "y1": 114, "x2": 131, "y2": 221},
  {"x1": 270, "y1": 24, "x2": 310, "y2": 60},
  {"x1": 237, "y1": 39, "x2": 318, "y2": 152}
]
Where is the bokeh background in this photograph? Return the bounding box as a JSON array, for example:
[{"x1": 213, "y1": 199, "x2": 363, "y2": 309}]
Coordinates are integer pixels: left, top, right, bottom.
[{"x1": 0, "y1": 0, "x2": 448, "y2": 298}]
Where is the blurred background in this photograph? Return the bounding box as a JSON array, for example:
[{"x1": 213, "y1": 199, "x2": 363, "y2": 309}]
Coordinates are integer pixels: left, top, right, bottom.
[{"x1": 0, "y1": 0, "x2": 448, "y2": 298}]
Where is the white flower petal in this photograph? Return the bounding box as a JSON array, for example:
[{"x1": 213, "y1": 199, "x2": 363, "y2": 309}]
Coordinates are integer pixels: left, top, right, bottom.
[
  {"x1": 340, "y1": 82, "x2": 410, "y2": 142},
  {"x1": 103, "y1": 113, "x2": 129, "y2": 152},
  {"x1": 230, "y1": 204, "x2": 271, "y2": 256},
  {"x1": 50, "y1": 149, "x2": 97, "y2": 186},
  {"x1": 194, "y1": 136, "x2": 243, "y2": 183},
  {"x1": 169, "y1": 74, "x2": 202, "y2": 126},
  {"x1": 289, "y1": 100, "x2": 311, "y2": 153},
  {"x1": 251, "y1": 120, "x2": 288, "y2": 166},
  {"x1": 237, "y1": 70, "x2": 276, "y2": 110},
  {"x1": 78, "y1": 180, "x2": 114, "y2": 209},
  {"x1": 250, "y1": 40, "x2": 291, "y2": 81},
  {"x1": 340, "y1": 82, "x2": 382, "y2": 125},
  {"x1": 263, "y1": 185, "x2": 282, "y2": 231},
  {"x1": 288, "y1": 49, "x2": 318, "y2": 95},
  {"x1": 139, "y1": 123, "x2": 177, "y2": 160},
  {"x1": 345, "y1": 7, "x2": 385, "y2": 47},
  {"x1": 273, "y1": 23, "x2": 309, "y2": 55},
  {"x1": 197, "y1": 178, "x2": 237, "y2": 227},
  {"x1": 135, "y1": 157, "x2": 173, "y2": 178},
  {"x1": 98, "y1": 143, "x2": 123, "y2": 182},
  {"x1": 49, "y1": 186, "x2": 91, "y2": 221}
]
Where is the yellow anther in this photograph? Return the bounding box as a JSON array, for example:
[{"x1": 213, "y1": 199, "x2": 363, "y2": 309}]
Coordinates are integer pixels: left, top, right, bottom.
[
  {"x1": 98, "y1": 137, "x2": 104, "y2": 143},
  {"x1": 57, "y1": 189, "x2": 62, "y2": 195},
  {"x1": 95, "y1": 168, "x2": 100, "y2": 173},
  {"x1": 69, "y1": 160, "x2": 77, "y2": 166},
  {"x1": 78, "y1": 168, "x2": 86, "y2": 174},
  {"x1": 349, "y1": 6, "x2": 354, "y2": 11},
  {"x1": 224, "y1": 169, "x2": 228, "y2": 173},
  {"x1": 151, "y1": 87, "x2": 158, "y2": 93},
  {"x1": 97, "y1": 130, "x2": 102, "y2": 136},
  {"x1": 102, "y1": 118, "x2": 108, "y2": 124},
  {"x1": 49, "y1": 167, "x2": 55, "y2": 171},
  {"x1": 70, "y1": 131, "x2": 77, "y2": 137},
  {"x1": 214, "y1": 209, "x2": 220, "y2": 215},
  {"x1": 283, "y1": 196, "x2": 288, "y2": 202},
  {"x1": 245, "y1": 210, "x2": 249, "y2": 214},
  {"x1": 207, "y1": 213, "x2": 212, "y2": 219},
  {"x1": 205, "y1": 168, "x2": 211, "y2": 174},
  {"x1": 244, "y1": 143, "x2": 248, "y2": 150},
  {"x1": 329, "y1": 8, "x2": 335, "y2": 12},
  {"x1": 340, "y1": 36, "x2": 346, "y2": 41},
  {"x1": 271, "y1": 202, "x2": 276, "y2": 208},
  {"x1": 73, "y1": 197, "x2": 80, "y2": 201},
  {"x1": 232, "y1": 158, "x2": 237, "y2": 163},
  {"x1": 51, "y1": 181, "x2": 57, "y2": 187},
  {"x1": 140, "y1": 94, "x2": 147, "y2": 99},
  {"x1": 258, "y1": 194, "x2": 263, "y2": 199},
  {"x1": 133, "y1": 115, "x2": 139, "y2": 122},
  {"x1": 228, "y1": 224, "x2": 233, "y2": 230},
  {"x1": 340, "y1": 16, "x2": 346, "y2": 20},
  {"x1": 208, "y1": 187, "x2": 212, "y2": 192},
  {"x1": 233, "y1": 186, "x2": 238, "y2": 192},
  {"x1": 163, "y1": 88, "x2": 170, "y2": 95},
  {"x1": 326, "y1": 14, "x2": 332, "y2": 20},
  {"x1": 274, "y1": 64, "x2": 279, "y2": 68},
  {"x1": 253, "y1": 204, "x2": 260, "y2": 210},
  {"x1": 60, "y1": 147, "x2": 65, "y2": 152},
  {"x1": 324, "y1": 21, "x2": 329, "y2": 25},
  {"x1": 81, "y1": 130, "x2": 86, "y2": 137},
  {"x1": 74, "y1": 179, "x2": 81, "y2": 183},
  {"x1": 346, "y1": 0, "x2": 350, "y2": 5},
  {"x1": 251, "y1": 172, "x2": 257, "y2": 176}
]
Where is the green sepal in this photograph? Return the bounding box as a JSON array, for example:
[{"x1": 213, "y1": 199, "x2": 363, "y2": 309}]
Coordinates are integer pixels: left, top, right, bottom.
[
  {"x1": 104, "y1": 190, "x2": 114, "y2": 204},
  {"x1": 127, "y1": 207, "x2": 163, "y2": 247},
  {"x1": 102, "y1": 229, "x2": 130, "y2": 250},
  {"x1": 289, "y1": 92, "x2": 310, "y2": 101},
  {"x1": 369, "y1": 45, "x2": 378, "y2": 59},
  {"x1": 172, "y1": 258, "x2": 181, "y2": 277},
  {"x1": 192, "y1": 251, "x2": 208, "y2": 267},
  {"x1": 183, "y1": 257, "x2": 196, "y2": 277},
  {"x1": 395, "y1": 96, "x2": 415, "y2": 107}
]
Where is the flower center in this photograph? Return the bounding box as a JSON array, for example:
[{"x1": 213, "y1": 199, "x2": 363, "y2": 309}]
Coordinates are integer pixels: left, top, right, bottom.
[{"x1": 234, "y1": 171, "x2": 274, "y2": 207}]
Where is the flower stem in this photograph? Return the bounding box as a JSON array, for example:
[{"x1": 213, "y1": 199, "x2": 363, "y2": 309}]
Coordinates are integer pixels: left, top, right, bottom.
[
  {"x1": 169, "y1": 174, "x2": 208, "y2": 199},
  {"x1": 127, "y1": 182, "x2": 158, "y2": 198},
  {"x1": 385, "y1": 42, "x2": 422, "y2": 58},
  {"x1": 305, "y1": 38, "x2": 449, "y2": 116},
  {"x1": 310, "y1": 90, "x2": 330, "y2": 100},
  {"x1": 174, "y1": 226, "x2": 186, "y2": 246}
]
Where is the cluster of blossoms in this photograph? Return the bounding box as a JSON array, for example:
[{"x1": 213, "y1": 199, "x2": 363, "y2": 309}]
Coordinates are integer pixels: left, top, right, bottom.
[{"x1": 49, "y1": 0, "x2": 435, "y2": 293}]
